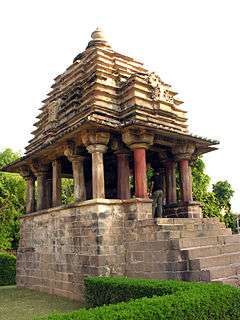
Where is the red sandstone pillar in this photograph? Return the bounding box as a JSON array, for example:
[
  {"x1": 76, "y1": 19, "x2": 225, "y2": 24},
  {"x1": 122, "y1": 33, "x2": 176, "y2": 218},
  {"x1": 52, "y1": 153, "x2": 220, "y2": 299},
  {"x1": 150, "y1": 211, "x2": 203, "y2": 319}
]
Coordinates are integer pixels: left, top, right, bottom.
[
  {"x1": 179, "y1": 159, "x2": 193, "y2": 203},
  {"x1": 116, "y1": 152, "x2": 130, "y2": 199},
  {"x1": 133, "y1": 148, "x2": 148, "y2": 198},
  {"x1": 164, "y1": 160, "x2": 177, "y2": 204}
]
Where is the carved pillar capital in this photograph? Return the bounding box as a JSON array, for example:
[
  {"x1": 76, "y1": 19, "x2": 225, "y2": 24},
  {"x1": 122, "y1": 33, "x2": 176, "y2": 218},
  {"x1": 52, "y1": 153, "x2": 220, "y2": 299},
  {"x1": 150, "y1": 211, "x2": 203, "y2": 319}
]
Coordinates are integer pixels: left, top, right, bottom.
[
  {"x1": 30, "y1": 161, "x2": 48, "y2": 176},
  {"x1": 81, "y1": 130, "x2": 110, "y2": 148},
  {"x1": 172, "y1": 144, "x2": 195, "y2": 161},
  {"x1": 19, "y1": 166, "x2": 35, "y2": 180},
  {"x1": 122, "y1": 128, "x2": 154, "y2": 150},
  {"x1": 87, "y1": 144, "x2": 108, "y2": 154},
  {"x1": 63, "y1": 140, "x2": 76, "y2": 160}
]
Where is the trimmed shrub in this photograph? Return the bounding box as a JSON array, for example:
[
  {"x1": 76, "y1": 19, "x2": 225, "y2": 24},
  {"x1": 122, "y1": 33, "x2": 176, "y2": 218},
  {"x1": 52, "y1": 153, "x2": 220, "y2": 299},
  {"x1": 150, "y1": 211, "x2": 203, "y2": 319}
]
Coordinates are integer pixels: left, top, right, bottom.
[
  {"x1": 85, "y1": 276, "x2": 201, "y2": 307},
  {"x1": 36, "y1": 277, "x2": 240, "y2": 320},
  {"x1": 0, "y1": 252, "x2": 16, "y2": 285}
]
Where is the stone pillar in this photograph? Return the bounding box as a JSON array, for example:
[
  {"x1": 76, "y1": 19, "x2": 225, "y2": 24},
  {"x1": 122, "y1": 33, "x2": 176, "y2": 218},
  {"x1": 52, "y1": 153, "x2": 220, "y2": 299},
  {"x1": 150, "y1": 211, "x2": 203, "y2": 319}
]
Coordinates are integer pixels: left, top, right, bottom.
[
  {"x1": 87, "y1": 145, "x2": 107, "y2": 199},
  {"x1": 173, "y1": 144, "x2": 195, "y2": 203},
  {"x1": 164, "y1": 160, "x2": 177, "y2": 205},
  {"x1": 179, "y1": 159, "x2": 193, "y2": 203},
  {"x1": 36, "y1": 170, "x2": 48, "y2": 211},
  {"x1": 25, "y1": 175, "x2": 36, "y2": 213},
  {"x1": 71, "y1": 156, "x2": 86, "y2": 202},
  {"x1": 133, "y1": 148, "x2": 148, "y2": 198},
  {"x1": 52, "y1": 159, "x2": 62, "y2": 207},
  {"x1": 46, "y1": 178, "x2": 52, "y2": 209},
  {"x1": 122, "y1": 129, "x2": 154, "y2": 199},
  {"x1": 189, "y1": 164, "x2": 193, "y2": 199},
  {"x1": 116, "y1": 151, "x2": 130, "y2": 199},
  {"x1": 82, "y1": 130, "x2": 110, "y2": 199},
  {"x1": 160, "y1": 168, "x2": 166, "y2": 204}
]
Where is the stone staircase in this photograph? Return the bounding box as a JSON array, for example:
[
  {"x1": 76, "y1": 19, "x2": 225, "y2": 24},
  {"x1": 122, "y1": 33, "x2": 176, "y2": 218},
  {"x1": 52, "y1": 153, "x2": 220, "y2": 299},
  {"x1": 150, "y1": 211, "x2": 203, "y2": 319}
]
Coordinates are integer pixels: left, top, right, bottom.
[{"x1": 155, "y1": 218, "x2": 240, "y2": 285}]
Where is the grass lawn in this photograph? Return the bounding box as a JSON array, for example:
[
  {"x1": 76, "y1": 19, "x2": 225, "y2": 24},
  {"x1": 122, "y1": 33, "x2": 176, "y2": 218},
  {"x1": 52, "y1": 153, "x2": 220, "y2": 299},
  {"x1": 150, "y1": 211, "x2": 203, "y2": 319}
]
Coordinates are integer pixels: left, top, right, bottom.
[{"x1": 0, "y1": 286, "x2": 82, "y2": 320}]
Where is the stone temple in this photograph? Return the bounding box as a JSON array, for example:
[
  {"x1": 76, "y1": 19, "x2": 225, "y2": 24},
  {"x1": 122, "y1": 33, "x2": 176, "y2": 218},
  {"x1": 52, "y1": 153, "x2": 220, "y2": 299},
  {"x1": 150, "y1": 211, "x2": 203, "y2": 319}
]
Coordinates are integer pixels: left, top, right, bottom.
[{"x1": 3, "y1": 29, "x2": 240, "y2": 301}]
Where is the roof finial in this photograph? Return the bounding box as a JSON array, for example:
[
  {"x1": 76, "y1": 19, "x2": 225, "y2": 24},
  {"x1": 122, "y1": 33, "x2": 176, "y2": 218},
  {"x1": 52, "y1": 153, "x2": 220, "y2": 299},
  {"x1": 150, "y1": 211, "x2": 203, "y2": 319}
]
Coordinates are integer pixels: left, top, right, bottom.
[
  {"x1": 91, "y1": 27, "x2": 106, "y2": 41},
  {"x1": 86, "y1": 27, "x2": 111, "y2": 49}
]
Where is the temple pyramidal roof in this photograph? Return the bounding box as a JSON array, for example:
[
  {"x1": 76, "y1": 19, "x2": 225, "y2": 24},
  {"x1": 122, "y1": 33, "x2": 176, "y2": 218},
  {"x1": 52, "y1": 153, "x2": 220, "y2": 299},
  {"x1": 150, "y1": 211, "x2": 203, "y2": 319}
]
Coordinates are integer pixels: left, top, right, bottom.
[{"x1": 4, "y1": 28, "x2": 219, "y2": 172}]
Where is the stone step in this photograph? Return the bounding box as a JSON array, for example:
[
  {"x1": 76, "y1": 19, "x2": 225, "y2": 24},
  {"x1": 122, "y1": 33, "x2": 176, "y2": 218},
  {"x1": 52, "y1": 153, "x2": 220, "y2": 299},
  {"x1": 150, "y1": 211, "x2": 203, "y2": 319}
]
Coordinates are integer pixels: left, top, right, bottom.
[
  {"x1": 190, "y1": 252, "x2": 240, "y2": 270},
  {"x1": 179, "y1": 236, "x2": 219, "y2": 248},
  {"x1": 212, "y1": 276, "x2": 240, "y2": 286},
  {"x1": 176, "y1": 228, "x2": 231, "y2": 239},
  {"x1": 156, "y1": 218, "x2": 224, "y2": 225},
  {"x1": 179, "y1": 233, "x2": 240, "y2": 249},
  {"x1": 157, "y1": 222, "x2": 226, "y2": 232},
  {"x1": 208, "y1": 263, "x2": 240, "y2": 280},
  {"x1": 155, "y1": 228, "x2": 231, "y2": 241},
  {"x1": 182, "y1": 243, "x2": 240, "y2": 259},
  {"x1": 218, "y1": 234, "x2": 240, "y2": 245}
]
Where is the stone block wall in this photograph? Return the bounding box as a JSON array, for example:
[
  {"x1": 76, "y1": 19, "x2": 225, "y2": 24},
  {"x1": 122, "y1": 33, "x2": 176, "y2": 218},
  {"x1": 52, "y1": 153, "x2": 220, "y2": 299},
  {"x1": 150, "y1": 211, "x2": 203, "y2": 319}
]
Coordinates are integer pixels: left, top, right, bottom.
[
  {"x1": 17, "y1": 199, "x2": 152, "y2": 301},
  {"x1": 17, "y1": 201, "x2": 240, "y2": 300}
]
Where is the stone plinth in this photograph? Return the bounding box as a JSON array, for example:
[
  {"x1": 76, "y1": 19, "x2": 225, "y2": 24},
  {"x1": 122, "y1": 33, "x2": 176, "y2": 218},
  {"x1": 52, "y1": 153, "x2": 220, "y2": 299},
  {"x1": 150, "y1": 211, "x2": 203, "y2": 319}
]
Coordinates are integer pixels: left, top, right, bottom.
[
  {"x1": 18, "y1": 200, "x2": 240, "y2": 301},
  {"x1": 164, "y1": 202, "x2": 202, "y2": 219},
  {"x1": 16, "y1": 199, "x2": 151, "y2": 301}
]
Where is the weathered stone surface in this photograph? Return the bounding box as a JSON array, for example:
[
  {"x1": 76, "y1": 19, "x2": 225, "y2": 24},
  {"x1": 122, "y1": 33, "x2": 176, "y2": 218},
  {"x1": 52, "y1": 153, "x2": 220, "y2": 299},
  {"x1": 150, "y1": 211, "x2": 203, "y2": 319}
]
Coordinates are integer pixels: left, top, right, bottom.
[{"x1": 17, "y1": 201, "x2": 240, "y2": 300}]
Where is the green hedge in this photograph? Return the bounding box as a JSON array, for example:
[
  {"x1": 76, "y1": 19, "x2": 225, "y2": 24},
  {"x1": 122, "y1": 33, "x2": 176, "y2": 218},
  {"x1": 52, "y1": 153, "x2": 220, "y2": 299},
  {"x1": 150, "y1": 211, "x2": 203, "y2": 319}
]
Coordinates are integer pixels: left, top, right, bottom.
[
  {"x1": 85, "y1": 276, "x2": 200, "y2": 307},
  {"x1": 0, "y1": 252, "x2": 16, "y2": 286},
  {"x1": 36, "y1": 277, "x2": 240, "y2": 320}
]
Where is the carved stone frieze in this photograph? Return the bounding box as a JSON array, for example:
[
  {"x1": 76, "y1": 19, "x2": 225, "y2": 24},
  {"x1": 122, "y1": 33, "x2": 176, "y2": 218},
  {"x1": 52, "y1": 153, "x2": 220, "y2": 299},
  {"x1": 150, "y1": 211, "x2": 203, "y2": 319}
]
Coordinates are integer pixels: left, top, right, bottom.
[
  {"x1": 48, "y1": 99, "x2": 62, "y2": 123},
  {"x1": 147, "y1": 72, "x2": 174, "y2": 104},
  {"x1": 148, "y1": 72, "x2": 162, "y2": 88}
]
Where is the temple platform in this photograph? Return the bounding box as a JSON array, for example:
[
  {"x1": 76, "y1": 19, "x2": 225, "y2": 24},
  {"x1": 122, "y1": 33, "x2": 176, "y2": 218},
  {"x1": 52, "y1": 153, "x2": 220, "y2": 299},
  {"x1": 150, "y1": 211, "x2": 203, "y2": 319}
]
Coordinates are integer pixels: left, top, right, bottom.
[{"x1": 17, "y1": 199, "x2": 240, "y2": 301}]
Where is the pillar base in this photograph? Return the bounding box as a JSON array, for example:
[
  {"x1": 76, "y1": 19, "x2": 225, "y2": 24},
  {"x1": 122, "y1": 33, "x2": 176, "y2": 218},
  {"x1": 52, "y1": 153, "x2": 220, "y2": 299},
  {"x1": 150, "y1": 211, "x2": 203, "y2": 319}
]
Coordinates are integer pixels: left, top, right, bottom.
[{"x1": 163, "y1": 202, "x2": 202, "y2": 219}]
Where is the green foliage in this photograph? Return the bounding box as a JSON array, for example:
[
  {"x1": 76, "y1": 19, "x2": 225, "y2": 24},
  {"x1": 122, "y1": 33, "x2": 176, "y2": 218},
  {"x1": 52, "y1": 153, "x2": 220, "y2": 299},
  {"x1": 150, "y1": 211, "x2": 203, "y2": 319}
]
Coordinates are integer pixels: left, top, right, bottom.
[
  {"x1": 0, "y1": 149, "x2": 25, "y2": 250},
  {"x1": 61, "y1": 178, "x2": 74, "y2": 205},
  {"x1": 0, "y1": 252, "x2": 16, "y2": 286},
  {"x1": 84, "y1": 276, "x2": 204, "y2": 307},
  {"x1": 213, "y1": 180, "x2": 234, "y2": 211},
  {"x1": 36, "y1": 277, "x2": 240, "y2": 320},
  {"x1": 224, "y1": 212, "x2": 237, "y2": 233},
  {"x1": 192, "y1": 158, "x2": 219, "y2": 217},
  {"x1": 191, "y1": 158, "x2": 235, "y2": 222}
]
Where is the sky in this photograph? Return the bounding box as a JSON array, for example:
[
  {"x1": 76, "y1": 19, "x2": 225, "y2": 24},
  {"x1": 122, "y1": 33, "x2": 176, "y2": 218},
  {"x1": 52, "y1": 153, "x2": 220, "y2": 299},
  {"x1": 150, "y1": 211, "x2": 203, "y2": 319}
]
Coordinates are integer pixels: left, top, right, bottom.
[{"x1": 0, "y1": 0, "x2": 239, "y2": 212}]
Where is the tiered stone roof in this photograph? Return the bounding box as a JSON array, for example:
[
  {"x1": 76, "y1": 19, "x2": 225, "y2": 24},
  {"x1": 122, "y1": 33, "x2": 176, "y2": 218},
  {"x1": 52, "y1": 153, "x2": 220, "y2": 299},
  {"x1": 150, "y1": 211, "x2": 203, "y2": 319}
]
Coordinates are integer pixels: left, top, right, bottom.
[{"x1": 26, "y1": 28, "x2": 189, "y2": 156}]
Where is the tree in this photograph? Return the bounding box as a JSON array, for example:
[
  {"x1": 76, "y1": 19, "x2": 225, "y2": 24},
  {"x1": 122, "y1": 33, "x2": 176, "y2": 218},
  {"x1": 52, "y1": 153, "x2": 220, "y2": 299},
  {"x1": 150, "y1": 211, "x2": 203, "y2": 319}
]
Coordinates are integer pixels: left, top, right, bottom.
[
  {"x1": 192, "y1": 158, "x2": 220, "y2": 217},
  {"x1": 0, "y1": 149, "x2": 25, "y2": 250},
  {"x1": 61, "y1": 178, "x2": 74, "y2": 204},
  {"x1": 213, "y1": 180, "x2": 234, "y2": 212},
  {"x1": 192, "y1": 158, "x2": 236, "y2": 231}
]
